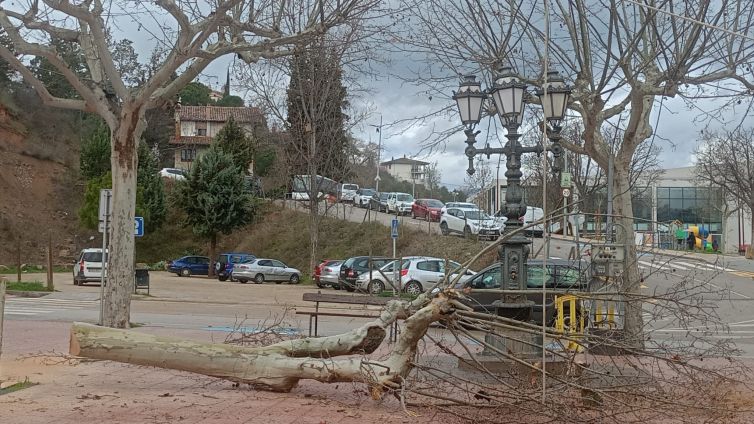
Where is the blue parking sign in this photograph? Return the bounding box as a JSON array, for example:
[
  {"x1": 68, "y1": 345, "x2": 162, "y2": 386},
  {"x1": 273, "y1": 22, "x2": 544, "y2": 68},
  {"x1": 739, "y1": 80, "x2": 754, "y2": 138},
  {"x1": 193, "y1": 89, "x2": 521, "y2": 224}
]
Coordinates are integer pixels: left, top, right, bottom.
[
  {"x1": 134, "y1": 217, "x2": 145, "y2": 237},
  {"x1": 391, "y1": 218, "x2": 399, "y2": 239}
]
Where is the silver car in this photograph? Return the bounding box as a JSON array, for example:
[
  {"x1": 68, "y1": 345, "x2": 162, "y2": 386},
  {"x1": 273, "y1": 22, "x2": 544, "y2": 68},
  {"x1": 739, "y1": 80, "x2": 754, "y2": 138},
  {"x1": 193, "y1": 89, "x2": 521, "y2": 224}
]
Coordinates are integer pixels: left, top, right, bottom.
[
  {"x1": 232, "y1": 259, "x2": 301, "y2": 284},
  {"x1": 319, "y1": 261, "x2": 343, "y2": 287},
  {"x1": 355, "y1": 256, "x2": 476, "y2": 295}
]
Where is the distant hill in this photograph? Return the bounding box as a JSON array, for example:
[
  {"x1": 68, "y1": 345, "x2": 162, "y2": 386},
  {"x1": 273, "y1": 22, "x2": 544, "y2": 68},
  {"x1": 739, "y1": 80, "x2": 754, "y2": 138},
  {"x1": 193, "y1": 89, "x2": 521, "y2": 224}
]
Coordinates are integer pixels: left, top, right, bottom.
[{"x1": 0, "y1": 89, "x2": 88, "y2": 265}]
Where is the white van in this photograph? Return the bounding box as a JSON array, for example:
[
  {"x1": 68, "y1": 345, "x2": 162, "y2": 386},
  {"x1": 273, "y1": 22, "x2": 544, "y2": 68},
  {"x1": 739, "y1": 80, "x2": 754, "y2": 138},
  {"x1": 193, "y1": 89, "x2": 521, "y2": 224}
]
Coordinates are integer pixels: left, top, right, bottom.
[
  {"x1": 521, "y1": 206, "x2": 545, "y2": 237},
  {"x1": 340, "y1": 183, "x2": 359, "y2": 202}
]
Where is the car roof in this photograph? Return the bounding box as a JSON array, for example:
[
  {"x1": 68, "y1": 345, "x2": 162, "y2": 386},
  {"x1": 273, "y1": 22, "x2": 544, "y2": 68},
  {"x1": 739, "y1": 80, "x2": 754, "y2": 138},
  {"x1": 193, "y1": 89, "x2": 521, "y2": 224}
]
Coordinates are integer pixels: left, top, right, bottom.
[{"x1": 220, "y1": 252, "x2": 254, "y2": 255}]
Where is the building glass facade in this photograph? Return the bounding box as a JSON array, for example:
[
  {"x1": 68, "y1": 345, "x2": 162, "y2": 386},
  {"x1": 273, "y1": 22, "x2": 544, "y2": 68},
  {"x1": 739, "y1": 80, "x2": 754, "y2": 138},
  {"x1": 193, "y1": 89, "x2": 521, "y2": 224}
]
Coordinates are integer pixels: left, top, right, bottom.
[{"x1": 656, "y1": 187, "x2": 723, "y2": 232}]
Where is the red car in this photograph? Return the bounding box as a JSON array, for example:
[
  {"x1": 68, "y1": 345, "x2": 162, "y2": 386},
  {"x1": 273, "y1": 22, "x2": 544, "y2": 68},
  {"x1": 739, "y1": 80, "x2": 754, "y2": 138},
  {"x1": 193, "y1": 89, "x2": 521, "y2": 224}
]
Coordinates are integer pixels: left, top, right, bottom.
[
  {"x1": 314, "y1": 259, "x2": 339, "y2": 288},
  {"x1": 411, "y1": 199, "x2": 445, "y2": 221}
]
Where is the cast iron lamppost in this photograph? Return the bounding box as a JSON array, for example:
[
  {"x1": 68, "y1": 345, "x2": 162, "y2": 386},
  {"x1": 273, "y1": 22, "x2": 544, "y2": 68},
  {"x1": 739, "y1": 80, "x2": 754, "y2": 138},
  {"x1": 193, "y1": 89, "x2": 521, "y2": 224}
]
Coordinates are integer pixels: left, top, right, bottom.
[{"x1": 453, "y1": 66, "x2": 571, "y2": 321}]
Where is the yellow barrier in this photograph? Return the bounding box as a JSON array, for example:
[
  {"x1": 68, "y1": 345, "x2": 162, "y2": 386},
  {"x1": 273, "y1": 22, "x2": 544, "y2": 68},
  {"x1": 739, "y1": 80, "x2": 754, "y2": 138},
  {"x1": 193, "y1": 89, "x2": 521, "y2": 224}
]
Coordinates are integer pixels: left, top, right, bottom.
[{"x1": 555, "y1": 294, "x2": 584, "y2": 352}]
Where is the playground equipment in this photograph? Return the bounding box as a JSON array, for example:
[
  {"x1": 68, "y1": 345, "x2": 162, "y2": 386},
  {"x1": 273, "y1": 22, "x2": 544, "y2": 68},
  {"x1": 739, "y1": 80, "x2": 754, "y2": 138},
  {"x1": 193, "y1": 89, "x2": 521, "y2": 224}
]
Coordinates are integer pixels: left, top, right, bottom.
[{"x1": 687, "y1": 226, "x2": 716, "y2": 251}]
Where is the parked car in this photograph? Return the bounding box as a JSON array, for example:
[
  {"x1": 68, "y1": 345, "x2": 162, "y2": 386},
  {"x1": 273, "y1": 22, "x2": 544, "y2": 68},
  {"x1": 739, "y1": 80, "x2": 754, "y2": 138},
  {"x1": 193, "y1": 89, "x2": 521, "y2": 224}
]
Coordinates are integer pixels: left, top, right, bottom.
[
  {"x1": 73, "y1": 248, "x2": 107, "y2": 285},
  {"x1": 319, "y1": 260, "x2": 343, "y2": 288},
  {"x1": 369, "y1": 192, "x2": 390, "y2": 212},
  {"x1": 231, "y1": 258, "x2": 302, "y2": 284},
  {"x1": 168, "y1": 255, "x2": 210, "y2": 277},
  {"x1": 354, "y1": 188, "x2": 377, "y2": 207},
  {"x1": 159, "y1": 167, "x2": 187, "y2": 180},
  {"x1": 339, "y1": 256, "x2": 393, "y2": 291},
  {"x1": 387, "y1": 192, "x2": 414, "y2": 215},
  {"x1": 314, "y1": 259, "x2": 340, "y2": 288},
  {"x1": 456, "y1": 259, "x2": 590, "y2": 326},
  {"x1": 440, "y1": 201, "x2": 477, "y2": 215},
  {"x1": 412, "y1": 199, "x2": 444, "y2": 221},
  {"x1": 496, "y1": 206, "x2": 544, "y2": 237},
  {"x1": 340, "y1": 183, "x2": 359, "y2": 202},
  {"x1": 215, "y1": 252, "x2": 256, "y2": 282},
  {"x1": 440, "y1": 208, "x2": 505, "y2": 240},
  {"x1": 355, "y1": 256, "x2": 476, "y2": 295}
]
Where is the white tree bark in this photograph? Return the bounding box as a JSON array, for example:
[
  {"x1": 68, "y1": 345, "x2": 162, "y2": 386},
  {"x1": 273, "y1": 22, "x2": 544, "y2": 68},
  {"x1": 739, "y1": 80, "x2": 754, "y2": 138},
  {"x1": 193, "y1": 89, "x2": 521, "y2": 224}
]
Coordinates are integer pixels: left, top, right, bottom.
[{"x1": 71, "y1": 294, "x2": 452, "y2": 393}]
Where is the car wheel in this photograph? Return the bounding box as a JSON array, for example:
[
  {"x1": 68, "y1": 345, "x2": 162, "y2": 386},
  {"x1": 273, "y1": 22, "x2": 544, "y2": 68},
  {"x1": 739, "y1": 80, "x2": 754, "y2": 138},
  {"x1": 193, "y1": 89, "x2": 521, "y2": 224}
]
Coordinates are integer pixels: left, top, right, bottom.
[
  {"x1": 316, "y1": 281, "x2": 326, "y2": 288},
  {"x1": 368, "y1": 280, "x2": 385, "y2": 294},
  {"x1": 440, "y1": 222, "x2": 449, "y2": 236},
  {"x1": 411, "y1": 211, "x2": 416, "y2": 219},
  {"x1": 218, "y1": 275, "x2": 228, "y2": 282},
  {"x1": 181, "y1": 268, "x2": 192, "y2": 277},
  {"x1": 464, "y1": 226, "x2": 472, "y2": 239},
  {"x1": 404, "y1": 281, "x2": 423, "y2": 296},
  {"x1": 73, "y1": 279, "x2": 79, "y2": 286},
  {"x1": 344, "y1": 282, "x2": 356, "y2": 292},
  {"x1": 289, "y1": 274, "x2": 300, "y2": 284},
  {"x1": 254, "y1": 274, "x2": 265, "y2": 284}
]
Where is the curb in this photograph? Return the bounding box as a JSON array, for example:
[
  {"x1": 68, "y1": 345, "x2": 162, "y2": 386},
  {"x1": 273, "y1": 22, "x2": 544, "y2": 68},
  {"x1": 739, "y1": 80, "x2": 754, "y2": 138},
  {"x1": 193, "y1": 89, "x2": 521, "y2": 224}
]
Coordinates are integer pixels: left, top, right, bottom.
[{"x1": 5, "y1": 290, "x2": 52, "y2": 298}]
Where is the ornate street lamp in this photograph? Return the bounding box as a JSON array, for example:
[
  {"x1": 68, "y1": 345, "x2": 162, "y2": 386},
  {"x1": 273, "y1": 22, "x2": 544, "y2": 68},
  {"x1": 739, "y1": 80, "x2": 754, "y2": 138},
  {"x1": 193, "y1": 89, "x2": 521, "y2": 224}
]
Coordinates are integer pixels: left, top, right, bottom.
[
  {"x1": 454, "y1": 65, "x2": 572, "y2": 322},
  {"x1": 452, "y1": 74, "x2": 486, "y2": 127}
]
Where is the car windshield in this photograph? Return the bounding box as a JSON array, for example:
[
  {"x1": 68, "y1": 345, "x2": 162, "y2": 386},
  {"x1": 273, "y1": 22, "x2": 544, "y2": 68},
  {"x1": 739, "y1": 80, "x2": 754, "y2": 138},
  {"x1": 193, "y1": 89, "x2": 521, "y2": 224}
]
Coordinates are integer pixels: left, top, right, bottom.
[
  {"x1": 241, "y1": 258, "x2": 257, "y2": 264},
  {"x1": 82, "y1": 252, "x2": 106, "y2": 262},
  {"x1": 464, "y1": 210, "x2": 489, "y2": 220},
  {"x1": 343, "y1": 184, "x2": 358, "y2": 190},
  {"x1": 361, "y1": 189, "x2": 376, "y2": 196},
  {"x1": 397, "y1": 194, "x2": 413, "y2": 202},
  {"x1": 426, "y1": 199, "x2": 444, "y2": 207},
  {"x1": 380, "y1": 193, "x2": 389, "y2": 200}
]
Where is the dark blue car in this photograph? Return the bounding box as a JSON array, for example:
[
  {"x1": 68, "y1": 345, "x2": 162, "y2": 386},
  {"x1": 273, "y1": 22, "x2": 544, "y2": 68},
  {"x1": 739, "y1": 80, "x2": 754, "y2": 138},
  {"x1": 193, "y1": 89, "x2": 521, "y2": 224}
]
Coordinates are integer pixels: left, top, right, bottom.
[
  {"x1": 215, "y1": 252, "x2": 256, "y2": 281},
  {"x1": 168, "y1": 256, "x2": 210, "y2": 277}
]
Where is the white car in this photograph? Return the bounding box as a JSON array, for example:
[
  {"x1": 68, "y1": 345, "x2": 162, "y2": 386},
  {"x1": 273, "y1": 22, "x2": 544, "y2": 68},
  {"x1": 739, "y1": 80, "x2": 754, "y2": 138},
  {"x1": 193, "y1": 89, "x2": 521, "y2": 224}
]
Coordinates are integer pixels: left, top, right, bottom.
[
  {"x1": 73, "y1": 248, "x2": 108, "y2": 285},
  {"x1": 496, "y1": 206, "x2": 544, "y2": 237},
  {"x1": 340, "y1": 183, "x2": 359, "y2": 202},
  {"x1": 440, "y1": 202, "x2": 477, "y2": 215},
  {"x1": 440, "y1": 208, "x2": 504, "y2": 240},
  {"x1": 354, "y1": 188, "x2": 377, "y2": 207},
  {"x1": 387, "y1": 192, "x2": 414, "y2": 215},
  {"x1": 159, "y1": 167, "x2": 187, "y2": 180},
  {"x1": 355, "y1": 256, "x2": 476, "y2": 295}
]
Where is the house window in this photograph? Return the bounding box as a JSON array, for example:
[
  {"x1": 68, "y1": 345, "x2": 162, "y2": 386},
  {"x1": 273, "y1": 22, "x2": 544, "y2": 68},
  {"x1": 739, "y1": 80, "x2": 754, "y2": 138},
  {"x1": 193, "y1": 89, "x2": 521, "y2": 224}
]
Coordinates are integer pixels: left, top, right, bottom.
[
  {"x1": 181, "y1": 148, "x2": 197, "y2": 162},
  {"x1": 196, "y1": 121, "x2": 207, "y2": 136}
]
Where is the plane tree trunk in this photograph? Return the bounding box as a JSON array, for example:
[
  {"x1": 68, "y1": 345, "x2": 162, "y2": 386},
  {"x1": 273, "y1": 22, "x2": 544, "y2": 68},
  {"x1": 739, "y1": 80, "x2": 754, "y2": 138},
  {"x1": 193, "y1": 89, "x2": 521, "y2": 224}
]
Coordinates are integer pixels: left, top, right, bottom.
[
  {"x1": 70, "y1": 294, "x2": 452, "y2": 393},
  {"x1": 103, "y1": 105, "x2": 147, "y2": 328}
]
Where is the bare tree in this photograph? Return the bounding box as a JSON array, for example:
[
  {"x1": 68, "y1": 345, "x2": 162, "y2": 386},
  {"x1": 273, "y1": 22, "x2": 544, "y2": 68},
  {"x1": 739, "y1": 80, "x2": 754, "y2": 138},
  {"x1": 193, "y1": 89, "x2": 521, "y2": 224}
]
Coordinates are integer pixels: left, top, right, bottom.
[
  {"x1": 696, "y1": 128, "x2": 754, "y2": 258},
  {"x1": 0, "y1": 0, "x2": 378, "y2": 328},
  {"x1": 463, "y1": 158, "x2": 493, "y2": 211},
  {"x1": 395, "y1": 0, "x2": 754, "y2": 348}
]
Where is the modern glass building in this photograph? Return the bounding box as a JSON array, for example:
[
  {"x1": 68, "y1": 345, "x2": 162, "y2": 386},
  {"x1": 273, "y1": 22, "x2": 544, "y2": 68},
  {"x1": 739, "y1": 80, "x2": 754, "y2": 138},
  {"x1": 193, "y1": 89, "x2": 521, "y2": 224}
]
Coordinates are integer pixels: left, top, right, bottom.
[{"x1": 473, "y1": 167, "x2": 751, "y2": 254}]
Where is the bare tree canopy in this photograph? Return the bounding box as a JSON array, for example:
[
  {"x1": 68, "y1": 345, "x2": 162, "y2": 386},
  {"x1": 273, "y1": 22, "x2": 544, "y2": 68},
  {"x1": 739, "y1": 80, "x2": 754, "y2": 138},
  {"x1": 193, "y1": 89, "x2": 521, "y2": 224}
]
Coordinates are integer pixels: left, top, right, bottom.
[
  {"x1": 395, "y1": 0, "x2": 754, "y2": 348},
  {"x1": 696, "y1": 127, "x2": 754, "y2": 257},
  {"x1": 0, "y1": 0, "x2": 379, "y2": 327}
]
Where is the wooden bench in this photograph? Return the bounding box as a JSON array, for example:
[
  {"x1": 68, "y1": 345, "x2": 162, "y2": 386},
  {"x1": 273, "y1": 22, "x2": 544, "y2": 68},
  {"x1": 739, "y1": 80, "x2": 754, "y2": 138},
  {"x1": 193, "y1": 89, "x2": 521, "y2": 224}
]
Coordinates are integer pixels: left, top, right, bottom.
[{"x1": 297, "y1": 291, "x2": 399, "y2": 340}]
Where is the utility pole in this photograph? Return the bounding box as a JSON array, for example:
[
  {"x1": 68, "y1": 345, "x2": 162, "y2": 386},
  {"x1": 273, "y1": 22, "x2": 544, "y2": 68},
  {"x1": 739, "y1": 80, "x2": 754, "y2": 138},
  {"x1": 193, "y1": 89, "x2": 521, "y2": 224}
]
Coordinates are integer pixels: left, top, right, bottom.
[{"x1": 370, "y1": 115, "x2": 383, "y2": 192}]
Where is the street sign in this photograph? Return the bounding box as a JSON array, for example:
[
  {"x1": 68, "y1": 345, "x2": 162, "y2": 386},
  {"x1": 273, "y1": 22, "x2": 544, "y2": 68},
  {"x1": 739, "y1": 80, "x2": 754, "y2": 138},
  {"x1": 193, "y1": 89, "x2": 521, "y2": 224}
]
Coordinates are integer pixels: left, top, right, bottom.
[
  {"x1": 98, "y1": 189, "x2": 112, "y2": 221},
  {"x1": 391, "y1": 218, "x2": 399, "y2": 239},
  {"x1": 560, "y1": 172, "x2": 572, "y2": 188},
  {"x1": 134, "y1": 217, "x2": 144, "y2": 237},
  {"x1": 562, "y1": 188, "x2": 571, "y2": 198}
]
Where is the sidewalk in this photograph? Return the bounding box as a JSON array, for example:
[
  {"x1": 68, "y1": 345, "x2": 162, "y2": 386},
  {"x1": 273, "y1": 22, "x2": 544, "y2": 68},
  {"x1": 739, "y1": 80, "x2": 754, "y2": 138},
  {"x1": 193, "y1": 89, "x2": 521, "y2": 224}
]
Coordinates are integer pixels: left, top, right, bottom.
[{"x1": 0, "y1": 320, "x2": 456, "y2": 424}]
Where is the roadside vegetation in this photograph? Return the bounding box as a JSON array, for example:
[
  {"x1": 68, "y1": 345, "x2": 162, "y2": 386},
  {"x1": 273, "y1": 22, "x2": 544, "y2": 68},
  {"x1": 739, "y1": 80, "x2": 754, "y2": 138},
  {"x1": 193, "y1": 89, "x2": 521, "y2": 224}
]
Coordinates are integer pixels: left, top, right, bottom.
[
  {"x1": 133, "y1": 203, "x2": 495, "y2": 275},
  {"x1": 5, "y1": 281, "x2": 51, "y2": 292}
]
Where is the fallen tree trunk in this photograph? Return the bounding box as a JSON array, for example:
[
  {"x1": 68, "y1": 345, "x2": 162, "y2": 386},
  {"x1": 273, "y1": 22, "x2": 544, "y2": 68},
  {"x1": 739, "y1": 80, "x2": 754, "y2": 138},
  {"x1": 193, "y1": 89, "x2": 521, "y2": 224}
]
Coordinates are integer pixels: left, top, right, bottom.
[{"x1": 70, "y1": 293, "x2": 457, "y2": 393}]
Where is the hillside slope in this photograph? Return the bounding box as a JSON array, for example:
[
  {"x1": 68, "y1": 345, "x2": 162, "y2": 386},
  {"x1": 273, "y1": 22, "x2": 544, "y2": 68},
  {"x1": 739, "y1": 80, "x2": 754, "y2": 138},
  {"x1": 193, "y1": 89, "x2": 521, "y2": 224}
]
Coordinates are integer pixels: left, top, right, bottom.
[{"x1": 0, "y1": 98, "x2": 84, "y2": 265}]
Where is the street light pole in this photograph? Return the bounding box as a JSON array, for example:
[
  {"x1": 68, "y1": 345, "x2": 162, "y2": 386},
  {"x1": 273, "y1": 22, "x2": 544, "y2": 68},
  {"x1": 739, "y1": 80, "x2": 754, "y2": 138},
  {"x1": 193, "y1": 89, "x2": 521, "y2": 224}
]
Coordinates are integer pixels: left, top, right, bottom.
[
  {"x1": 452, "y1": 67, "x2": 571, "y2": 322},
  {"x1": 370, "y1": 115, "x2": 383, "y2": 192}
]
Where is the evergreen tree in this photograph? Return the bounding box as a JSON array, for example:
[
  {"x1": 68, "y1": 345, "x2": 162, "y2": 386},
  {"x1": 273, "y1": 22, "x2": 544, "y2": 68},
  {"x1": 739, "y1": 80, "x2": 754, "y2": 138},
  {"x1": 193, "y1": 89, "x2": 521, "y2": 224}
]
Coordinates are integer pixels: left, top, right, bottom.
[
  {"x1": 173, "y1": 146, "x2": 253, "y2": 276},
  {"x1": 79, "y1": 123, "x2": 166, "y2": 231},
  {"x1": 285, "y1": 39, "x2": 351, "y2": 182},
  {"x1": 179, "y1": 81, "x2": 212, "y2": 105},
  {"x1": 80, "y1": 121, "x2": 111, "y2": 180},
  {"x1": 216, "y1": 95, "x2": 244, "y2": 107},
  {"x1": 215, "y1": 117, "x2": 254, "y2": 174},
  {"x1": 137, "y1": 142, "x2": 166, "y2": 231}
]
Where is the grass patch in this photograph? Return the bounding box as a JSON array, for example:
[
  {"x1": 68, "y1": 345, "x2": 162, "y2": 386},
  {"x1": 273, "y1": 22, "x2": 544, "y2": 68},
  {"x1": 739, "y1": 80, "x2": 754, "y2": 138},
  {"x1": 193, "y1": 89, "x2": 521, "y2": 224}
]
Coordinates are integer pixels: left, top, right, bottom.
[
  {"x1": 0, "y1": 379, "x2": 38, "y2": 396},
  {"x1": 0, "y1": 264, "x2": 70, "y2": 274},
  {"x1": 6, "y1": 281, "x2": 52, "y2": 292}
]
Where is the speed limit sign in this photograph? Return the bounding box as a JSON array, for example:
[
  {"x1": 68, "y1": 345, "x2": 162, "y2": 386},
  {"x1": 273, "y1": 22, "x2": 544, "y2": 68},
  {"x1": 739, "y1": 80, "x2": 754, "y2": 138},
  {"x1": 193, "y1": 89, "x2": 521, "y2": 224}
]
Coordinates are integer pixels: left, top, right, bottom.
[{"x1": 562, "y1": 188, "x2": 571, "y2": 197}]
